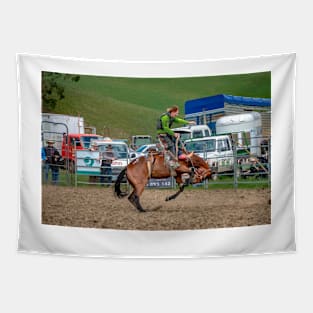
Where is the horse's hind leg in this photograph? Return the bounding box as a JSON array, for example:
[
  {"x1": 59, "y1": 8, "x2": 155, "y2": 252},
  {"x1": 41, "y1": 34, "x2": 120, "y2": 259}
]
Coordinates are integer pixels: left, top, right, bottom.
[
  {"x1": 128, "y1": 191, "x2": 145, "y2": 212},
  {"x1": 125, "y1": 167, "x2": 148, "y2": 212},
  {"x1": 128, "y1": 192, "x2": 137, "y2": 209},
  {"x1": 135, "y1": 183, "x2": 148, "y2": 212}
]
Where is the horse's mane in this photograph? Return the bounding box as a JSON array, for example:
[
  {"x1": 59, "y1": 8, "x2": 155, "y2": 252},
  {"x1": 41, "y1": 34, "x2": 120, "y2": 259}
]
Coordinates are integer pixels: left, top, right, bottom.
[{"x1": 189, "y1": 153, "x2": 209, "y2": 169}]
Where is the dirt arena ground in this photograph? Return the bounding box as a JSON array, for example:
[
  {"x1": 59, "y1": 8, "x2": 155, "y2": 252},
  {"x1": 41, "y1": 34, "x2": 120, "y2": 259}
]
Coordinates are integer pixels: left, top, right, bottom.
[{"x1": 42, "y1": 185, "x2": 271, "y2": 230}]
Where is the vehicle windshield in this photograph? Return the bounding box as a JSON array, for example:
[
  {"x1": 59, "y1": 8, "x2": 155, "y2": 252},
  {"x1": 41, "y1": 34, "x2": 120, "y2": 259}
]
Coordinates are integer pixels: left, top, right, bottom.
[
  {"x1": 98, "y1": 144, "x2": 128, "y2": 159},
  {"x1": 185, "y1": 139, "x2": 216, "y2": 153},
  {"x1": 134, "y1": 138, "x2": 151, "y2": 147},
  {"x1": 136, "y1": 145, "x2": 148, "y2": 153},
  {"x1": 81, "y1": 136, "x2": 102, "y2": 148},
  {"x1": 180, "y1": 133, "x2": 191, "y2": 141}
]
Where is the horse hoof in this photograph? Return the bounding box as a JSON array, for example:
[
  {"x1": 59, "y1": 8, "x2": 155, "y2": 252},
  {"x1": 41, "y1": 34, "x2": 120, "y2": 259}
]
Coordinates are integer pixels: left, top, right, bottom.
[{"x1": 165, "y1": 196, "x2": 170, "y2": 201}]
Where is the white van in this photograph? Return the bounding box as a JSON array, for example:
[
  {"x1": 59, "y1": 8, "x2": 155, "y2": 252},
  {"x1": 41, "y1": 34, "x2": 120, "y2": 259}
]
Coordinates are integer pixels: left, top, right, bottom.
[
  {"x1": 184, "y1": 135, "x2": 234, "y2": 174},
  {"x1": 172, "y1": 124, "x2": 212, "y2": 142}
]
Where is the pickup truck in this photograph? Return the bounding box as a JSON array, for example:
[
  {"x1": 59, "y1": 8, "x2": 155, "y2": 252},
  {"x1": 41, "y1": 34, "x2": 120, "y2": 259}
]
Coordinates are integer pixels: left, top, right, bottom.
[
  {"x1": 98, "y1": 140, "x2": 136, "y2": 181},
  {"x1": 62, "y1": 133, "x2": 103, "y2": 172},
  {"x1": 184, "y1": 135, "x2": 234, "y2": 177},
  {"x1": 130, "y1": 135, "x2": 152, "y2": 150},
  {"x1": 184, "y1": 135, "x2": 269, "y2": 179},
  {"x1": 172, "y1": 124, "x2": 212, "y2": 142}
]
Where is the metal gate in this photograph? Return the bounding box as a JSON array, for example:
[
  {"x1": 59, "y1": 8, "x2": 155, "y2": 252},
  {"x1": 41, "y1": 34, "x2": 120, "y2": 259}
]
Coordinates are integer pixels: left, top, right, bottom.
[{"x1": 41, "y1": 121, "x2": 72, "y2": 185}]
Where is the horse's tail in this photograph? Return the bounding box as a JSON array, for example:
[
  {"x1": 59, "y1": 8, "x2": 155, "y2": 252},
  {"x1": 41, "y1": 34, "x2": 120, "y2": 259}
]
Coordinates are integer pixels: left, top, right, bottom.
[{"x1": 114, "y1": 167, "x2": 129, "y2": 198}]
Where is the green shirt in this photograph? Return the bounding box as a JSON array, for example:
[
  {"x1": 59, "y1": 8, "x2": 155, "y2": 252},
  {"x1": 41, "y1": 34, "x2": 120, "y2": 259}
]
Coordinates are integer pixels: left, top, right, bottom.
[{"x1": 157, "y1": 114, "x2": 189, "y2": 136}]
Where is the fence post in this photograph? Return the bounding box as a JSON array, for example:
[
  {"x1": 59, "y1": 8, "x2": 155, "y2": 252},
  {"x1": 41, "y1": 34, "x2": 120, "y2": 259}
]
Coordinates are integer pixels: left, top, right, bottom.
[
  {"x1": 204, "y1": 149, "x2": 208, "y2": 189},
  {"x1": 233, "y1": 142, "x2": 238, "y2": 189},
  {"x1": 74, "y1": 143, "x2": 78, "y2": 187},
  {"x1": 268, "y1": 138, "x2": 271, "y2": 187}
]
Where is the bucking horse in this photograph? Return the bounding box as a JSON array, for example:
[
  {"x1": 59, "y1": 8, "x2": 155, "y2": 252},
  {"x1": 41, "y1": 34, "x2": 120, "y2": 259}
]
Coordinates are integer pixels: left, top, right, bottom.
[{"x1": 114, "y1": 151, "x2": 211, "y2": 212}]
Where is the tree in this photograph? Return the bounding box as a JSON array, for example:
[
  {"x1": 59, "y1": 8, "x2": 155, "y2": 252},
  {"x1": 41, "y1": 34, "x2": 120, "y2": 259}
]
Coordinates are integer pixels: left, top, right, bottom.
[{"x1": 41, "y1": 72, "x2": 80, "y2": 112}]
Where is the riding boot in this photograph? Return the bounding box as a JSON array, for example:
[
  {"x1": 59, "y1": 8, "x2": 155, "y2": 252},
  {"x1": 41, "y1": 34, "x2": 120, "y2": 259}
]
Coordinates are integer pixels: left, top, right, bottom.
[
  {"x1": 164, "y1": 151, "x2": 179, "y2": 176},
  {"x1": 168, "y1": 160, "x2": 178, "y2": 176}
]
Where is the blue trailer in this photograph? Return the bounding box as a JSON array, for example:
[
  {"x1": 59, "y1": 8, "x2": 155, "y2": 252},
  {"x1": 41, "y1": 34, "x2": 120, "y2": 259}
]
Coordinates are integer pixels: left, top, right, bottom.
[{"x1": 184, "y1": 94, "x2": 271, "y2": 135}]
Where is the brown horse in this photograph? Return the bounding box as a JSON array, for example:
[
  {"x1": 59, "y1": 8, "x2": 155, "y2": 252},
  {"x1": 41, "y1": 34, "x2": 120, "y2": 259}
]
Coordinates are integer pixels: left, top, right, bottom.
[{"x1": 114, "y1": 152, "x2": 211, "y2": 212}]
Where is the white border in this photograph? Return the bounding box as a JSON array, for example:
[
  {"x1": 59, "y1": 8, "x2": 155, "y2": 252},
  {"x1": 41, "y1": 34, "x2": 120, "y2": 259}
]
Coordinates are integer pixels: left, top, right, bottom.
[{"x1": 17, "y1": 53, "x2": 296, "y2": 257}]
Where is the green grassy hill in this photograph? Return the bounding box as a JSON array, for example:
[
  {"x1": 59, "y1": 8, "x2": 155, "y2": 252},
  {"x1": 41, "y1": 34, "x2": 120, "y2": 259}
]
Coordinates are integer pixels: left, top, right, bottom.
[{"x1": 45, "y1": 72, "x2": 271, "y2": 140}]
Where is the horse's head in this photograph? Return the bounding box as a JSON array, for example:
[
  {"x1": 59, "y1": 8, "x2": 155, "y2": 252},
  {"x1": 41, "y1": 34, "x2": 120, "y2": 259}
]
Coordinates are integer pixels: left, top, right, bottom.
[
  {"x1": 191, "y1": 167, "x2": 211, "y2": 184},
  {"x1": 188, "y1": 153, "x2": 211, "y2": 183}
]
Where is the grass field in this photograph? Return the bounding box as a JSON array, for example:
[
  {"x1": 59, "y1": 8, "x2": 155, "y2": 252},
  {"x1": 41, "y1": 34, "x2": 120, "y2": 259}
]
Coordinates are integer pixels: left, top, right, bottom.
[{"x1": 45, "y1": 71, "x2": 271, "y2": 139}]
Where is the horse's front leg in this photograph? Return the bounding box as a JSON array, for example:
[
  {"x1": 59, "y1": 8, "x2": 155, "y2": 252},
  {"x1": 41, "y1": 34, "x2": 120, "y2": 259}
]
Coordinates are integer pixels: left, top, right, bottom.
[
  {"x1": 165, "y1": 184, "x2": 185, "y2": 201},
  {"x1": 165, "y1": 175, "x2": 185, "y2": 201}
]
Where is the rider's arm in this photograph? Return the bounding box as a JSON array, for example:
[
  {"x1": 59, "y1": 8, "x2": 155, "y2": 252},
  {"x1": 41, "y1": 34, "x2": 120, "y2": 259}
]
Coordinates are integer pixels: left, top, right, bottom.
[
  {"x1": 173, "y1": 117, "x2": 190, "y2": 126},
  {"x1": 159, "y1": 115, "x2": 193, "y2": 136}
]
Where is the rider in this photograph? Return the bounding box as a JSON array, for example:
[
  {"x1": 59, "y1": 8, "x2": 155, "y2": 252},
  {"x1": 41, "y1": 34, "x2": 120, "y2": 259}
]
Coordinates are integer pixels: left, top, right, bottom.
[{"x1": 157, "y1": 105, "x2": 195, "y2": 169}]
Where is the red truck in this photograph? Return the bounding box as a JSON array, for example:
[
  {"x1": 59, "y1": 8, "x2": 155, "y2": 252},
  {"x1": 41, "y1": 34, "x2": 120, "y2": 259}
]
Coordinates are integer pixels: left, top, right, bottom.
[{"x1": 62, "y1": 133, "x2": 103, "y2": 172}]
